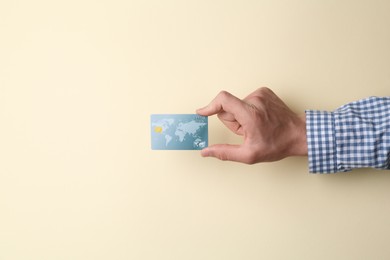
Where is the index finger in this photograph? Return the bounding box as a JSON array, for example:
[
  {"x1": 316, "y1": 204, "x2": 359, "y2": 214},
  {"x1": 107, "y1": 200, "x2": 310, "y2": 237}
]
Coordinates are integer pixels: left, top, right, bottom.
[{"x1": 196, "y1": 91, "x2": 247, "y2": 118}]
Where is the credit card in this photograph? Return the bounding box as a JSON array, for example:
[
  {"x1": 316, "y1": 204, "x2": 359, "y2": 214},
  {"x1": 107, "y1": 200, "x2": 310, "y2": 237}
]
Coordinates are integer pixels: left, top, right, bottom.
[{"x1": 151, "y1": 114, "x2": 208, "y2": 150}]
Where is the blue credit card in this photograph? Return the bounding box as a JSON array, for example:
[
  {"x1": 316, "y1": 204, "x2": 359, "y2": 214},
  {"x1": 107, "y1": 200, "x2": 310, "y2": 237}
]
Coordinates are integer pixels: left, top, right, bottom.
[{"x1": 151, "y1": 114, "x2": 208, "y2": 150}]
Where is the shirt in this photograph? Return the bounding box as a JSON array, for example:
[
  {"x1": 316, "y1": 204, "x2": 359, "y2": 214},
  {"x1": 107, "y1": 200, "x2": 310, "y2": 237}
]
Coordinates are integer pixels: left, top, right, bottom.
[{"x1": 306, "y1": 96, "x2": 390, "y2": 173}]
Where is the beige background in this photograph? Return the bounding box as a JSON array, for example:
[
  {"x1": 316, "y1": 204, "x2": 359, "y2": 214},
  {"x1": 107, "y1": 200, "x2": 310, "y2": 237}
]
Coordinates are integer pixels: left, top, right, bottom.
[{"x1": 1, "y1": 0, "x2": 390, "y2": 259}]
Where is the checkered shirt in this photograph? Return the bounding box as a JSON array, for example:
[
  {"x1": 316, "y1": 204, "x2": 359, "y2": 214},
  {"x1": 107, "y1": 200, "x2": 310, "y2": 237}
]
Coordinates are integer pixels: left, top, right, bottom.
[{"x1": 306, "y1": 97, "x2": 390, "y2": 173}]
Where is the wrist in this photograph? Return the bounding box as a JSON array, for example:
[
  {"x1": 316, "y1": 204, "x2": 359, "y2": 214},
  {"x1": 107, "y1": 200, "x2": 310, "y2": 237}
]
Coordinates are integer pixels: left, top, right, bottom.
[{"x1": 287, "y1": 113, "x2": 308, "y2": 157}]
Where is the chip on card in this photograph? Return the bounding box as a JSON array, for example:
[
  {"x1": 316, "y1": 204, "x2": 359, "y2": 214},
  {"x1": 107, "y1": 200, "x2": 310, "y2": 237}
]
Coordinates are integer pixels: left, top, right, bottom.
[{"x1": 151, "y1": 114, "x2": 208, "y2": 150}]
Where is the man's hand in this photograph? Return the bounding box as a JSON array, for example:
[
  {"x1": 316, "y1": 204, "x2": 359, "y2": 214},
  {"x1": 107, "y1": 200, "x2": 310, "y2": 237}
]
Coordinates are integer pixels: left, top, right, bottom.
[{"x1": 196, "y1": 87, "x2": 308, "y2": 164}]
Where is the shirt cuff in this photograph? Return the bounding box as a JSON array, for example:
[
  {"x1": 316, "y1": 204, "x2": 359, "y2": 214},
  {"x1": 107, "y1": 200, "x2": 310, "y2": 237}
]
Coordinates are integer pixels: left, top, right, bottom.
[{"x1": 305, "y1": 110, "x2": 338, "y2": 173}]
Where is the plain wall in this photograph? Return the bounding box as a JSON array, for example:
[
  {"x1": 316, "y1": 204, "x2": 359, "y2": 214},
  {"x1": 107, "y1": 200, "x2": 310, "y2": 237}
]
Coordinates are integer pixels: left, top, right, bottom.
[{"x1": 1, "y1": 0, "x2": 390, "y2": 259}]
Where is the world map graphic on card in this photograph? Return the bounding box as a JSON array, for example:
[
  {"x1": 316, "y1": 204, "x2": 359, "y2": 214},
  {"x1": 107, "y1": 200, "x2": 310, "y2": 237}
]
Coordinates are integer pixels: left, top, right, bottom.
[{"x1": 150, "y1": 114, "x2": 208, "y2": 150}]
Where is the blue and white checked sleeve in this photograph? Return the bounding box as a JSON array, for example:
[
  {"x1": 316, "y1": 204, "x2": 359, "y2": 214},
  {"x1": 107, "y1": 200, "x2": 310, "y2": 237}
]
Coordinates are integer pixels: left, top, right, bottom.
[{"x1": 306, "y1": 97, "x2": 390, "y2": 173}]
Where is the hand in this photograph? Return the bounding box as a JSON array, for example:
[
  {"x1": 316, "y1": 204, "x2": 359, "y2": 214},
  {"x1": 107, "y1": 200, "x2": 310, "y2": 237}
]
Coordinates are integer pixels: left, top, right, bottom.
[{"x1": 196, "y1": 87, "x2": 308, "y2": 164}]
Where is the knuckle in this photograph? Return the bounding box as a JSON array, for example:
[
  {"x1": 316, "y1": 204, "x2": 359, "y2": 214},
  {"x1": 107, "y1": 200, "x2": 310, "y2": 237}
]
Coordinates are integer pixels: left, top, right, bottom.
[
  {"x1": 218, "y1": 90, "x2": 231, "y2": 100},
  {"x1": 253, "y1": 95, "x2": 267, "y2": 104},
  {"x1": 256, "y1": 87, "x2": 275, "y2": 99},
  {"x1": 218, "y1": 151, "x2": 229, "y2": 161},
  {"x1": 245, "y1": 156, "x2": 257, "y2": 165},
  {"x1": 258, "y1": 86, "x2": 271, "y2": 94},
  {"x1": 243, "y1": 150, "x2": 258, "y2": 165}
]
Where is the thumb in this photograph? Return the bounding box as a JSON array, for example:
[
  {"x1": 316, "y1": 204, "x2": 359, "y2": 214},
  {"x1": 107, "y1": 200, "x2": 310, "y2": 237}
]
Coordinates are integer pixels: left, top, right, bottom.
[{"x1": 201, "y1": 144, "x2": 250, "y2": 163}]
